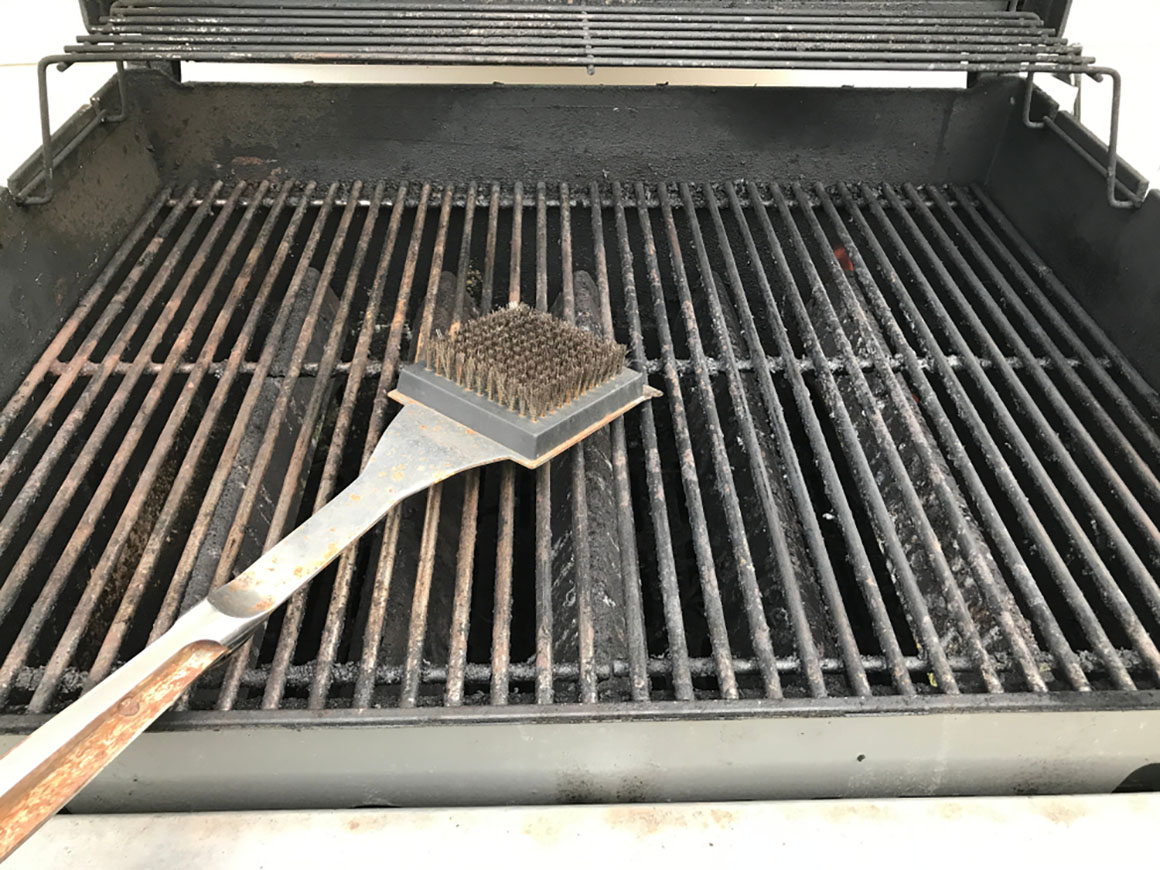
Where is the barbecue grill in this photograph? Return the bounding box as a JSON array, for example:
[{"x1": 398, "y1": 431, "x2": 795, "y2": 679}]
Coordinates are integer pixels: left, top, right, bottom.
[{"x1": 1, "y1": 0, "x2": 1159, "y2": 815}]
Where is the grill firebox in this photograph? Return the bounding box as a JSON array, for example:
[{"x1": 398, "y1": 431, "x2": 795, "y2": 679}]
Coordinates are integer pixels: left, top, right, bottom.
[
  {"x1": 2, "y1": 177, "x2": 1158, "y2": 717},
  {"x1": 2, "y1": 53, "x2": 1160, "y2": 807}
]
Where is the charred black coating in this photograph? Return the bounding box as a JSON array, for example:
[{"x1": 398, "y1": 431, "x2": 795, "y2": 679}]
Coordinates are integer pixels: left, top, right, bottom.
[{"x1": 424, "y1": 304, "x2": 626, "y2": 420}]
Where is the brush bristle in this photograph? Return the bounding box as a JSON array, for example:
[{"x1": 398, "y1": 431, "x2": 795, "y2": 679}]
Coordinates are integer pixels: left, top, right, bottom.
[{"x1": 424, "y1": 304, "x2": 626, "y2": 421}]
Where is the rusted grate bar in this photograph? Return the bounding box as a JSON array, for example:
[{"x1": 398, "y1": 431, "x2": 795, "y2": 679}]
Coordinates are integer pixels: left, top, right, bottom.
[
  {"x1": 531, "y1": 182, "x2": 552, "y2": 705},
  {"x1": 860, "y1": 184, "x2": 1160, "y2": 684},
  {"x1": 14, "y1": 647, "x2": 1156, "y2": 704},
  {"x1": 41, "y1": 353, "x2": 1111, "y2": 379},
  {"x1": 1, "y1": 179, "x2": 1157, "y2": 716},
  {"x1": 818, "y1": 183, "x2": 1089, "y2": 691}
]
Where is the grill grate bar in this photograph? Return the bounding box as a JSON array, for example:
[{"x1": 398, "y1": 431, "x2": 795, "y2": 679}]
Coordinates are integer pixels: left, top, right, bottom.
[
  {"x1": 798, "y1": 182, "x2": 1048, "y2": 692},
  {"x1": 23, "y1": 181, "x2": 276, "y2": 713},
  {"x1": 631, "y1": 182, "x2": 742, "y2": 699},
  {"x1": 18, "y1": 646, "x2": 1158, "y2": 701},
  {"x1": 444, "y1": 181, "x2": 487, "y2": 708},
  {"x1": 104, "y1": 24, "x2": 1051, "y2": 38},
  {"x1": 0, "y1": 181, "x2": 245, "y2": 709},
  {"x1": 58, "y1": 52, "x2": 1089, "y2": 74},
  {"x1": 105, "y1": 2, "x2": 1045, "y2": 20},
  {"x1": 610, "y1": 183, "x2": 695, "y2": 701},
  {"x1": 487, "y1": 183, "x2": 522, "y2": 707},
  {"x1": 444, "y1": 469, "x2": 481, "y2": 707},
  {"x1": 3, "y1": 179, "x2": 1159, "y2": 715},
  {"x1": 101, "y1": 5, "x2": 1059, "y2": 28},
  {"x1": 898, "y1": 186, "x2": 1160, "y2": 615},
  {"x1": 677, "y1": 183, "x2": 823, "y2": 696},
  {"x1": 532, "y1": 182, "x2": 554, "y2": 704},
  {"x1": 706, "y1": 187, "x2": 872, "y2": 697},
  {"x1": 78, "y1": 35, "x2": 1082, "y2": 58},
  {"x1": 947, "y1": 188, "x2": 1160, "y2": 506},
  {"x1": 867, "y1": 184, "x2": 1160, "y2": 682},
  {"x1": 44, "y1": 353, "x2": 1106, "y2": 378},
  {"x1": 0, "y1": 185, "x2": 197, "y2": 507},
  {"x1": 81, "y1": 182, "x2": 318, "y2": 688},
  {"x1": 93, "y1": 22, "x2": 1063, "y2": 39},
  {"x1": 758, "y1": 183, "x2": 969, "y2": 692},
  {"x1": 776, "y1": 182, "x2": 1009, "y2": 691},
  {"x1": 590, "y1": 182, "x2": 651, "y2": 703},
  {"x1": 560, "y1": 184, "x2": 599, "y2": 704},
  {"x1": 726, "y1": 183, "x2": 916, "y2": 695},
  {"x1": 342, "y1": 183, "x2": 433, "y2": 709},
  {"x1": 928, "y1": 189, "x2": 1160, "y2": 546},
  {"x1": 165, "y1": 189, "x2": 997, "y2": 212},
  {"x1": 827, "y1": 183, "x2": 1093, "y2": 692}
]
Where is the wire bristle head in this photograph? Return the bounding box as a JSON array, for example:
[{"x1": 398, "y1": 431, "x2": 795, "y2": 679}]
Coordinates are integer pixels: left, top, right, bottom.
[{"x1": 425, "y1": 304, "x2": 627, "y2": 421}]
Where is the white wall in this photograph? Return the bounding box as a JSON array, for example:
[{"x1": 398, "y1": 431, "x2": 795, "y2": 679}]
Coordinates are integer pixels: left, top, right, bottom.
[
  {"x1": 1042, "y1": 1, "x2": 1160, "y2": 179},
  {"x1": 1, "y1": 0, "x2": 1157, "y2": 182}
]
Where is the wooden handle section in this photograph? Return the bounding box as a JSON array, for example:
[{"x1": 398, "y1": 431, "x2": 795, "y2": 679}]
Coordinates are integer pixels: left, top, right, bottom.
[{"x1": 0, "y1": 640, "x2": 228, "y2": 860}]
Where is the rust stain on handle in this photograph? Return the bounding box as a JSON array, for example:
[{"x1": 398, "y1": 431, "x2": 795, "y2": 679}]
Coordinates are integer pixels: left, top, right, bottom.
[{"x1": 0, "y1": 640, "x2": 228, "y2": 861}]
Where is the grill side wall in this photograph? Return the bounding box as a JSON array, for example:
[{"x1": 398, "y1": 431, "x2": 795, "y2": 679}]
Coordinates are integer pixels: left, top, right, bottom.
[
  {"x1": 986, "y1": 87, "x2": 1160, "y2": 389},
  {"x1": 0, "y1": 76, "x2": 163, "y2": 403}
]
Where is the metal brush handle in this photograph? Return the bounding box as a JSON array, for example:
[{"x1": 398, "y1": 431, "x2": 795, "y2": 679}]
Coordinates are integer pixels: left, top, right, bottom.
[{"x1": 0, "y1": 404, "x2": 513, "y2": 859}]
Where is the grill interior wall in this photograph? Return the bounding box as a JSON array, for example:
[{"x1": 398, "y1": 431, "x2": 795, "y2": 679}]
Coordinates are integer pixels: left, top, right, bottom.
[{"x1": 1, "y1": 179, "x2": 1158, "y2": 715}]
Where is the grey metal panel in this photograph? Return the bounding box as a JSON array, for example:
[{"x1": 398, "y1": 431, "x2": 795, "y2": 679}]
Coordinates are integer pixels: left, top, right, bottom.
[{"x1": 0, "y1": 701, "x2": 1156, "y2": 811}]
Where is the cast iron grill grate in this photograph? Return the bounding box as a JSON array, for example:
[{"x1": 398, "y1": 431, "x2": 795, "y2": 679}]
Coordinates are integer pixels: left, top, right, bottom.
[{"x1": 0, "y1": 179, "x2": 1158, "y2": 715}]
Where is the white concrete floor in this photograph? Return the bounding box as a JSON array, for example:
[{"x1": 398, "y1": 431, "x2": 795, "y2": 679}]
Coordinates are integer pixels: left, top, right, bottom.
[
  {"x1": 10, "y1": 794, "x2": 1160, "y2": 870},
  {"x1": 0, "y1": 0, "x2": 1157, "y2": 181}
]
